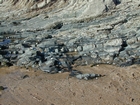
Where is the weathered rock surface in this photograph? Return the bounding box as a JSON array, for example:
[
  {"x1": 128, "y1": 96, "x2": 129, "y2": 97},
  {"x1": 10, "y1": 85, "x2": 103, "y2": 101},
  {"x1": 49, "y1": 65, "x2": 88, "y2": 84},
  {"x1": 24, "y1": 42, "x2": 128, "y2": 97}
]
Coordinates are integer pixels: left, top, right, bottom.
[{"x1": 0, "y1": 0, "x2": 140, "y2": 76}]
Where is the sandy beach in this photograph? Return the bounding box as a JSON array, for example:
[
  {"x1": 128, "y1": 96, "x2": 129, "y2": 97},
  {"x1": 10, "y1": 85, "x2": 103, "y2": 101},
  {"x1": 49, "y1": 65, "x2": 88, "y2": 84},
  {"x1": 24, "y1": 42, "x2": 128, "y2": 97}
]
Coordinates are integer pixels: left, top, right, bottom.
[{"x1": 0, "y1": 65, "x2": 140, "y2": 105}]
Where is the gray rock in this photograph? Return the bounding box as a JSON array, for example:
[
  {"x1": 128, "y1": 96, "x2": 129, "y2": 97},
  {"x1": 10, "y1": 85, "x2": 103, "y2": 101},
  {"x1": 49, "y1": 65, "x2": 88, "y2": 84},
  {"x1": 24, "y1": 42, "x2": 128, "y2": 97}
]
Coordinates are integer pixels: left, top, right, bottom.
[
  {"x1": 0, "y1": 0, "x2": 3, "y2": 4},
  {"x1": 69, "y1": 70, "x2": 82, "y2": 76},
  {"x1": 67, "y1": 37, "x2": 77, "y2": 46},
  {"x1": 127, "y1": 37, "x2": 138, "y2": 44},
  {"x1": 77, "y1": 46, "x2": 83, "y2": 52},
  {"x1": 80, "y1": 56, "x2": 94, "y2": 65},
  {"x1": 0, "y1": 54, "x2": 3, "y2": 59},
  {"x1": 76, "y1": 73, "x2": 101, "y2": 80},
  {"x1": 5, "y1": 54, "x2": 18, "y2": 61},
  {"x1": 98, "y1": 52, "x2": 113, "y2": 61},
  {"x1": 37, "y1": 39, "x2": 56, "y2": 47},
  {"x1": 55, "y1": 49, "x2": 59, "y2": 53},
  {"x1": 44, "y1": 58, "x2": 56, "y2": 67},
  {"x1": 104, "y1": 46, "x2": 121, "y2": 53},
  {"x1": 104, "y1": 38, "x2": 122, "y2": 47},
  {"x1": 119, "y1": 51, "x2": 129, "y2": 59},
  {"x1": 59, "y1": 58, "x2": 71, "y2": 71},
  {"x1": 137, "y1": 36, "x2": 140, "y2": 41},
  {"x1": 119, "y1": 57, "x2": 135, "y2": 67},
  {"x1": 14, "y1": 40, "x2": 19, "y2": 44},
  {"x1": 68, "y1": 47, "x2": 74, "y2": 52},
  {"x1": 95, "y1": 43, "x2": 103, "y2": 48},
  {"x1": 0, "y1": 58, "x2": 9, "y2": 66},
  {"x1": 40, "y1": 66, "x2": 58, "y2": 74},
  {"x1": 60, "y1": 47, "x2": 68, "y2": 53},
  {"x1": 1, "y1": 0, "x2": 140, "y2": 69},
  {"x1": 90, "y1": 52, "x2": 98, "y2": 59},
  {"x1": 76, "y1": 74, "x2": 89, "y2": 80},
  {"x1": 17, "y1": 56, "x2": 31, "y2": 66},
  {"x1": 113, "y1": 57, "x2": 122, "y2": 66},
  {"x1": 83, "y1": 44, "x2": 95, "y2": 51}
]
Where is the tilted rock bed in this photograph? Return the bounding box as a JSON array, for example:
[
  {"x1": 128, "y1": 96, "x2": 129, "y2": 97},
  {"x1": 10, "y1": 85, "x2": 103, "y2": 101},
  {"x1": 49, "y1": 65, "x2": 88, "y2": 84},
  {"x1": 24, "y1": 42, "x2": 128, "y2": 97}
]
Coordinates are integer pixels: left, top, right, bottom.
[
  {"x1": 1, "y1": 0, "x2": 140, "y2": 79},
  {"x1": 0, "y1": 27, "x2": 140, "y2": 79}
]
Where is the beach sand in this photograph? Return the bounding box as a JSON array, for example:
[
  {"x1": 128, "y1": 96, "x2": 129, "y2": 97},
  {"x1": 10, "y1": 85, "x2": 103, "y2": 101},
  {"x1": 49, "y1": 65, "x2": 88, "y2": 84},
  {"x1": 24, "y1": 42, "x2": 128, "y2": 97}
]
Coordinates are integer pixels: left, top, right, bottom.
[{"x1": 0, "y1": 65, "x2": 140, "y2": 105}]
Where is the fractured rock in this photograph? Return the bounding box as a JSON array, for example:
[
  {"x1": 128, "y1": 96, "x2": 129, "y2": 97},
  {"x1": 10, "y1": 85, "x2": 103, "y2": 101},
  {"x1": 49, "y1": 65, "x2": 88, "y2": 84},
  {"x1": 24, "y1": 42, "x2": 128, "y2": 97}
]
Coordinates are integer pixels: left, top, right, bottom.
[
  {"x1": 76, "y1": 73, "x2": 101, "y2": 80},
  {"x1": 104, "y1": 38, "x2": 122, "y2": 47}
]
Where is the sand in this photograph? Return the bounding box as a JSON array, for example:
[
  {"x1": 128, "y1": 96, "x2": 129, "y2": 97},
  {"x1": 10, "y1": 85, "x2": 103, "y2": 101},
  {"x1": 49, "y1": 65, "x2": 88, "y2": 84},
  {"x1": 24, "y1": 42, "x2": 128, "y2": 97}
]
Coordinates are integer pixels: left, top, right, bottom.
[{"x1": 0, "y1": 65, "x2": 140, "y2": 105}]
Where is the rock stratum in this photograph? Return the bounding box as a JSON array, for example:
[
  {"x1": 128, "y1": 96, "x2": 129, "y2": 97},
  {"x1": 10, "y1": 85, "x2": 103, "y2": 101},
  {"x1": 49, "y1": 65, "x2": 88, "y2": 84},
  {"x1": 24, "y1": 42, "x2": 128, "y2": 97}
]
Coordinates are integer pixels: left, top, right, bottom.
[{"x1": 1, "y1": 0, "x2": 140, "y2": 74}]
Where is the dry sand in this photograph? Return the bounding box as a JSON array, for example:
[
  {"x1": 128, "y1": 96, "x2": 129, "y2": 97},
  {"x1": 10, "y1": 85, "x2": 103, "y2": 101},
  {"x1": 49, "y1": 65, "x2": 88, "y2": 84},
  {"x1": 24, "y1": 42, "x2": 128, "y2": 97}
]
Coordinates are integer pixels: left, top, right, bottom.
[{"x1": 0, "y1": 65, "x2": 140, "y2": 105}]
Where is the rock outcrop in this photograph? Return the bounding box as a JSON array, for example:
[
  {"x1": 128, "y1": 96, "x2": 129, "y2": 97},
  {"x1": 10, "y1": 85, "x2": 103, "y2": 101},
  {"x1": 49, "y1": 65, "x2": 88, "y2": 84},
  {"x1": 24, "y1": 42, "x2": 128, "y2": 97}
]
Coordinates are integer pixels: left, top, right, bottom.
[
  {"x1": 0, "y1": 0, "x2": 121, "y2": 20},
  {"x1": 0, "y1": 0, "x2": 140, "y2": 75}
]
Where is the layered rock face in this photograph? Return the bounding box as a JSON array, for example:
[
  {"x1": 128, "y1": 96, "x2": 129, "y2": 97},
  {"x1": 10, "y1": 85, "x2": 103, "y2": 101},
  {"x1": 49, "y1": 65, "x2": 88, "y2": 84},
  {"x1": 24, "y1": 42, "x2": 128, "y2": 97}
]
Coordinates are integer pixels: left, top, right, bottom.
[
  {"x1": 0, "y1": 0, "x2": 120, "y2": 19},
  {"x1": 0, "y1": 0, "x2": 140, "y2": 73}
]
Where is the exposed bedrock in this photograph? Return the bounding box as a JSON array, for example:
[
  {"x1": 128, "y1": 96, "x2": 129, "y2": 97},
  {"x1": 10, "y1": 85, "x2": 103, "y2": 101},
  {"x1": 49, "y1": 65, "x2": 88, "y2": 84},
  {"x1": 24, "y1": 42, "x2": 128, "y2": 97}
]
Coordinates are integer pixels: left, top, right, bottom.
[
  {"x1": 0, "y1": 0, "x2": 123, "y2": 20},
  {"x1": 0, "y1": 0, "x2": 140, "y2": 74}
]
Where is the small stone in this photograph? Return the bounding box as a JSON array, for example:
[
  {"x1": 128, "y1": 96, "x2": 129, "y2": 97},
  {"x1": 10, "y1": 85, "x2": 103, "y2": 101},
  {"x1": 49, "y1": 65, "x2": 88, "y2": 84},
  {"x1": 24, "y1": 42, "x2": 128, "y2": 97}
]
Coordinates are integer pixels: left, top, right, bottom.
[
  {"x1": 58, "y1": 71, "x2": 62, "y2": 73},
  {"x1": 22, "y1": 75, "x2": 29, "y2": 79},
  {"x1": 0, "y1": 86, "x2": 5, "y2": 90},
  {"x1": 77, "y1": 46, "x2": 83, "y2": 52}
]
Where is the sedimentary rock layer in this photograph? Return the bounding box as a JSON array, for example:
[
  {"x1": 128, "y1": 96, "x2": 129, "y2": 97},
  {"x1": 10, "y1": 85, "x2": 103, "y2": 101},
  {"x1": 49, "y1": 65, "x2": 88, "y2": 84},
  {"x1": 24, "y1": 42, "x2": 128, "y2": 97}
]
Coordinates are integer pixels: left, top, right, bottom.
[{"x1": 0, "y1": 0, "x2": 140, "y2": 73}]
